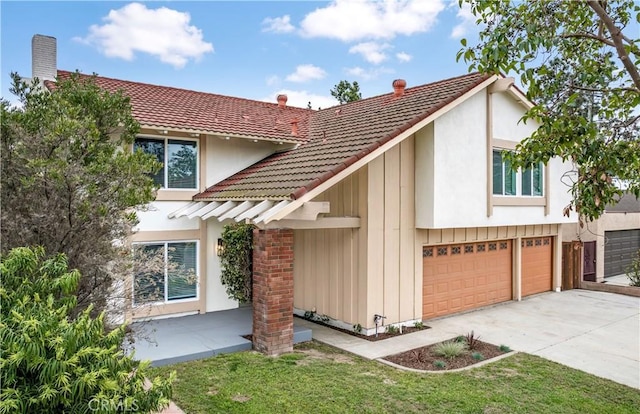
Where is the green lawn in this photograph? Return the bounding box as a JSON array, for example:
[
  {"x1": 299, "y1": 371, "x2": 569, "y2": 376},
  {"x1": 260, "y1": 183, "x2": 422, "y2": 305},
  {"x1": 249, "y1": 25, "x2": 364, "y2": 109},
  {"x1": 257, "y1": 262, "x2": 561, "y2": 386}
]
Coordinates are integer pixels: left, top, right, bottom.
[{"x1": 151, "y1": 341, "x2": 640, "y2": 414}]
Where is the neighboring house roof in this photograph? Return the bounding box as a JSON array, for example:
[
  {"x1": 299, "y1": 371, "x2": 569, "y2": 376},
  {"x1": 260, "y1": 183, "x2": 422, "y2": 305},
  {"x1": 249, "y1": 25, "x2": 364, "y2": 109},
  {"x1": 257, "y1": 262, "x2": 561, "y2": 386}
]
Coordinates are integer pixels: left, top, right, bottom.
[
  {"x1": 46, "y1": 70, "x2": 311, "y2": 144},
  {"x1": 606, "y1": 193, "x2": 640, "y2": 213},
  {"x1": 195, "y1": 72, "x2": 491, "y2": 201}
]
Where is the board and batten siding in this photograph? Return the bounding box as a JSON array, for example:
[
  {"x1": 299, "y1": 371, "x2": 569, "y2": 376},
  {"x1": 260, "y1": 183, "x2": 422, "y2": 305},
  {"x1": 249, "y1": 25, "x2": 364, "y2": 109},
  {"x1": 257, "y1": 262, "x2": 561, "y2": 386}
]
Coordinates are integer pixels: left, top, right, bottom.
[{"x1": 293, "y1": 167, "x2": 368, "y2": 326}]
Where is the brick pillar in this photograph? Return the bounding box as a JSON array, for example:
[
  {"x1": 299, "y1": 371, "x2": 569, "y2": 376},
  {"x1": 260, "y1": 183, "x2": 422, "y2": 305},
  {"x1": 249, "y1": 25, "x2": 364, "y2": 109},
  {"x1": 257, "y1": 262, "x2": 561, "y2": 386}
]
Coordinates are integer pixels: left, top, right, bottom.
[{"x1": 252, "y1": 228, "x2": 294, "y2": 355}]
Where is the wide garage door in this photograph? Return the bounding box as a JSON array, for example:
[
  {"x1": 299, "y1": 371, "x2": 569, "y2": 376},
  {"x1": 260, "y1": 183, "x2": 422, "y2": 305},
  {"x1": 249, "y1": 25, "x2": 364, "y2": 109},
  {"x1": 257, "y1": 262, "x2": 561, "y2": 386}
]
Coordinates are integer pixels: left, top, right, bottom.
[
  {"x1": 521, "y1": 236, "x2": 553, "y2": 297},
  {"x1": 423, "y1": 240, "x2": 512, "y2": 319},
  {"x1": 604, "y1": 230, "x2": 640, "y2": 277}
]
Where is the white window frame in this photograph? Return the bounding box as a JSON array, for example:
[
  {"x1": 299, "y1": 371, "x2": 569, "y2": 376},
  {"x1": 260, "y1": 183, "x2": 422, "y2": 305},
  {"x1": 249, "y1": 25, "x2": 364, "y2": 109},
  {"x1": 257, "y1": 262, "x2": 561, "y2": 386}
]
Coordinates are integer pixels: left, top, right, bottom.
[
  {"x1": 493, "y1": 148, "x2": 545, "y2": 198},
  {"x1": 132, "y1": 240, "x2": 200, "y2": 306},
  {"x1": 134, "y1": 135, "x2": 199, "y2": 191}
]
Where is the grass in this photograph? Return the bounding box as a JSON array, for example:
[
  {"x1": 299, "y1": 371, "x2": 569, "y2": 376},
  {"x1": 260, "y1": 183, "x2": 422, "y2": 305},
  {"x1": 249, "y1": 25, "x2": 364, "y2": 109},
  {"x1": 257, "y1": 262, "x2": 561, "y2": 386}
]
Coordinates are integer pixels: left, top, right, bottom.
[{"x1": 151, "y1": 341, "x2": 640, "y2": 414}]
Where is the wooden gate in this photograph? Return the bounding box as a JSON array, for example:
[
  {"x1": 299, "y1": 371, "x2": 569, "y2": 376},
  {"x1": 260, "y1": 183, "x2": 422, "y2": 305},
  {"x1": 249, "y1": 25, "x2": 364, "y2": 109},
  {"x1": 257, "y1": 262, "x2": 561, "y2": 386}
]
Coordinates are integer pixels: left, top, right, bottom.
[{"x1": 562, "y1": 241, "x2": 583, "y2": 290}]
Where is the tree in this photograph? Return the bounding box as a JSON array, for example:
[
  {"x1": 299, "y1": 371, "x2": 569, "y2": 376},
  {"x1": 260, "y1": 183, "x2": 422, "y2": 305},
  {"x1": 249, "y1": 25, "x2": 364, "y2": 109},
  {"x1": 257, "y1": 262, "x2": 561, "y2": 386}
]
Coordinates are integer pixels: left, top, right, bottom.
[
  {"x1": 1, "y1": 72, "x2": 161, "y2": 317},
  {"x1": 0, "y1": 246, "x2": 174, "y2": 413},
  {"x1": 330, "y1": 80, "x2": 362, "y2": 104},
  {"x1": 458, "y1": 0, "x2": 640, "y2": 221}
]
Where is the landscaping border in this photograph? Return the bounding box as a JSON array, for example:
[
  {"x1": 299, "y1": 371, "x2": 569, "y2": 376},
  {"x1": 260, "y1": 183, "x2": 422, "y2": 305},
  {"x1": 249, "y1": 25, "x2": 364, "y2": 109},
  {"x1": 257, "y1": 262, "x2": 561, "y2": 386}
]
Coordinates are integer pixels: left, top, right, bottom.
[{"x1": 377, "y1": 351, "x2": 516, "y2": 374}]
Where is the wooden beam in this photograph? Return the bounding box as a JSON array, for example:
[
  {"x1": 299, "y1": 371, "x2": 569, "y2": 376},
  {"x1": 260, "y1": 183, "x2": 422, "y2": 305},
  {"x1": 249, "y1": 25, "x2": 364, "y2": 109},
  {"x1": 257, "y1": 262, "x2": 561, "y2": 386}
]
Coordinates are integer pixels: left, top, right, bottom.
[
  {"x1": 258, "y1": 217, "x2": 360, "y2": 230},
  {"x1": 282, "y1": 201, "x2": 330, "y2": 221}
]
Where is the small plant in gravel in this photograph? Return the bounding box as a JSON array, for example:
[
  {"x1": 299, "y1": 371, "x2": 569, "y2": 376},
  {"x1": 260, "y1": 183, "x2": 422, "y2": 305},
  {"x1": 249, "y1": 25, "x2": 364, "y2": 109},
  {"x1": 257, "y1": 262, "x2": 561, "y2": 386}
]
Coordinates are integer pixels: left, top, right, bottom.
[
  {"x1": 433, "y1": 360, "x2": 447, "y2": 369},
  {"x1": 499, "y1": 344, "x2": 512, "y2": 353},
  {"x1": 353, "y1": 323, "x2": 363, "y2": 333},
  {"x1": 385, "y1": 325, "x2": 400, "y2": 334},
  {"x1": 472, "y1": 352, "x2": 485, "y2": 361},
  {"x1": 411, "y1": 349, "x2": 427, "y2": 364},
  {"x1": 434, "y1": 340, "x2": 467, "y2": 359},
  {"x1": 465, "y1": 330, "x2": 481, "y2": 350},
  {"x1": 413, "y1": 321, "x2": 425, "y2": 329},
  {"x1": 455, "y1": 335, "x2": 466, "y2": 343}
]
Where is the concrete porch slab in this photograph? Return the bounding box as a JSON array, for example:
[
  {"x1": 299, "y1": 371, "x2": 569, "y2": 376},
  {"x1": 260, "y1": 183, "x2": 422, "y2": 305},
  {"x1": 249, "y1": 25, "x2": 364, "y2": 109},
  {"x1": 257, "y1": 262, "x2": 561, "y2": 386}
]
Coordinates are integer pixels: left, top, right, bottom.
[{"x1": 129, "y1": 307, "x2": 312, "y2": 367}]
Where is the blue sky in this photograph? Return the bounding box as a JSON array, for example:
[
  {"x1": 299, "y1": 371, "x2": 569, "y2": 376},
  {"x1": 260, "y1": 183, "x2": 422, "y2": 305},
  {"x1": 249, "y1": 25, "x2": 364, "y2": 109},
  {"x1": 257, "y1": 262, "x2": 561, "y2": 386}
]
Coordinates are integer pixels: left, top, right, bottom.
[{"x1": 1, "y1": 1, "x2": 479, "y2": 108}]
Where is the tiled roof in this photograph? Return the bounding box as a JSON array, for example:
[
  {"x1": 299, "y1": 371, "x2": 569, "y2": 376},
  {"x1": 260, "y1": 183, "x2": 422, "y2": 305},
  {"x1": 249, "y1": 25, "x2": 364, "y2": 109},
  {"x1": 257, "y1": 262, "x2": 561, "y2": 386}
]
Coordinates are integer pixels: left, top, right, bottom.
[
  {"x1": 47, "y1": 71, "x2": 311, "y2": 143},
  {"x1": 195, "y1": 72, "x2": 491, "y2": 201}
]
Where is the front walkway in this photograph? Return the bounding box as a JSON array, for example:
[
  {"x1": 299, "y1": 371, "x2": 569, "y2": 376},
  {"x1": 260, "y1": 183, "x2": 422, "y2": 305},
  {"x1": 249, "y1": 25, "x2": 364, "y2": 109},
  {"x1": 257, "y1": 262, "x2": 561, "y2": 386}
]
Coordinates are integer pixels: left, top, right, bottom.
[
  {"x1": 130, "y1": 307, "x2": 311, "y2": 367},
  {"x1": 298, "y1": 290, "x2": 640, "y2": 389}
]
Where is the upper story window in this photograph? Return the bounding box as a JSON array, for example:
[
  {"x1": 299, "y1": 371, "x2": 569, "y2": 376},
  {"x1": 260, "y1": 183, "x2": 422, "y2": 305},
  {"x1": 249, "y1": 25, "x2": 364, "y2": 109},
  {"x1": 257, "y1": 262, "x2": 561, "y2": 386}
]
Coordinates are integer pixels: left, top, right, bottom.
[
  {"x1": 493, "y1": 149, "x2": 544, "y2": 197},
  {"x1": 522, "y1": 163, "x2": 543, "y2": 196},
  {"x1": 493, "y1": 150, "x2": 516, "y2": 195},
  {"x1": 134, "y1": 137, "x2": 198, "y2": 189}
]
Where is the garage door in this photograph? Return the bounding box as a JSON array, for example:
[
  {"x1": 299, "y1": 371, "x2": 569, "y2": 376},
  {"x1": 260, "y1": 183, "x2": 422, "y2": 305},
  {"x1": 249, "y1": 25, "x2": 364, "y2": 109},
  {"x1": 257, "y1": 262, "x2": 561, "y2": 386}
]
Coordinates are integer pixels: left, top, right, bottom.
[
  {"x1": 423, "y1": 241, "x2": 512, "y2": 319},
  {"x1": 521, "y1": 237, "x2": 553, "y2": 297},
  {"x1": 604, "y1": 230, "x2": 640, "y2": 277}
]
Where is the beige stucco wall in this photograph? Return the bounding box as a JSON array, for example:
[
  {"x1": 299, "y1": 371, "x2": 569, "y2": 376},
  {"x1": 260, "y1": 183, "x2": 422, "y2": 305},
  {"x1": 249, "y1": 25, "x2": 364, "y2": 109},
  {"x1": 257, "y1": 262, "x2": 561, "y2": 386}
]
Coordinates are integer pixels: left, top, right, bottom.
[{"x1": 564, "y1": 212, "x2": 640, "y2": 282}]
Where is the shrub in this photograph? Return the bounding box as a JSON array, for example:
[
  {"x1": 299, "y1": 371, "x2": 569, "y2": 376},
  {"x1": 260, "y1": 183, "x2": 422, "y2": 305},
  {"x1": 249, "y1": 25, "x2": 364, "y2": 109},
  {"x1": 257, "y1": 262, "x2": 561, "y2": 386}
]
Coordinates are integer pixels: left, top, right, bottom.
[
  {"x1": 385, "y1": 325, "x2": 400, "y2": 334},
  {"x1": 465, "y1": 330, "x2": 481, "y2": 350},
  {"x1": 434, "y1": 340, "x2": 467, "y2": 359},
  {"x1": 499, "y1": 344, "x2": 512, "y2": 353},
  {"x1": 626, "y1": 250, "x2": 640, "y2": 287},
  {"x1": 433, "y1": 360, "x2": 447, "y2": 369},
  {"x1": 0, "y1": 247, "x2": 174, "y2": 414},
  {"x1": 472, "y1": 352, "x2": 485, "y2": 361},
  {"x1": 413, "y1": 321, "x2": 425, "y2": 329},
  {"x1": 219, "y1": 222, "x2": 255, "y2": 303}
]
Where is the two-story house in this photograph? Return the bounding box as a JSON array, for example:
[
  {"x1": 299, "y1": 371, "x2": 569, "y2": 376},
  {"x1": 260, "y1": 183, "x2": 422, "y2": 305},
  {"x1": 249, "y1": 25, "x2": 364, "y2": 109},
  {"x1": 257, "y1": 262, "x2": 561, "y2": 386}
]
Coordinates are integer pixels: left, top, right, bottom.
[{"x1": 31, "y1": 34, "x2": 576, "y2": 355}]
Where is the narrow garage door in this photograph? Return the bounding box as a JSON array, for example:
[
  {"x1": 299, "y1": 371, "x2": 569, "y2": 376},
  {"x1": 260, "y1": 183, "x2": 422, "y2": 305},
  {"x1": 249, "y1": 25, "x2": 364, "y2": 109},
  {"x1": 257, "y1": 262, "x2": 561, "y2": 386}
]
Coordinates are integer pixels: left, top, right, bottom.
[
  {"x1": 604, "y1": 230, "x2": 640, "y2": 278},
  {"x1": 423, "y1": 241, "x2": 512, "y2": 319},
  {"x1": 521, "y1": 237, "x2": 553, "y2": 297}
]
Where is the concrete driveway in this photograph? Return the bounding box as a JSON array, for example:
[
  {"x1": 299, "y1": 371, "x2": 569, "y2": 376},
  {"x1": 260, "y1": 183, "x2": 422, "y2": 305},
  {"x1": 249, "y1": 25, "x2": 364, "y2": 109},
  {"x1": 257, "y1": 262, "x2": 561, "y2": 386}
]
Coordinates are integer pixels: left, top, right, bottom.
[{"x1": 305, "y1": 290, "x2": 640, "y2": 389}]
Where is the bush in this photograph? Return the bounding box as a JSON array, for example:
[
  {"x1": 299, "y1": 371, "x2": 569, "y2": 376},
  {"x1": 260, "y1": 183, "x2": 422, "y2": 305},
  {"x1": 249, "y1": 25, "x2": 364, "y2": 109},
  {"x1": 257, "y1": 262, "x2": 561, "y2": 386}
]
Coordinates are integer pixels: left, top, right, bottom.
[
  {"x1": 626, "y1": 250, "x2": 640, "y2": 287},
  {"x1": 219, "y1": 222, "x2": 254, "y2": 303},
  {"x1": 0, "y1": 247, "x2": 174, "y2": 413},
  {"x1": 434, "y1": 340, "x2": 467, "y2": 359},
  {"x1": 465, "y1": 330, "x2": 481, "y2": 350}
]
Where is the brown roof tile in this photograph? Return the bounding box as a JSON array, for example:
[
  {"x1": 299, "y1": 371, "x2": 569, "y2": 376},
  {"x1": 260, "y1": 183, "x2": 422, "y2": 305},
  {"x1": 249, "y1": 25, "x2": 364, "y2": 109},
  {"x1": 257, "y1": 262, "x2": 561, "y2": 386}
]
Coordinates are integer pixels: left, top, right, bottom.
[
  {"x1": 196, "y1": 72, "x2": 491, "y2": 201},
  {"x1": 48, "y1": 70, "x2": 311, "y2": 143}
]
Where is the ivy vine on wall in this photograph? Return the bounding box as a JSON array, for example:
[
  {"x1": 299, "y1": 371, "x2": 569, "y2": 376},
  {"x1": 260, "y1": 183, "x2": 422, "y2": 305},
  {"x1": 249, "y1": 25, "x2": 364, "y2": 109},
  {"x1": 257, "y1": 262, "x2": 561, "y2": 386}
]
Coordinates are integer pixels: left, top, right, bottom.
[{"x1": 219, "y1": 222, "x2": 254, "y2": 303}]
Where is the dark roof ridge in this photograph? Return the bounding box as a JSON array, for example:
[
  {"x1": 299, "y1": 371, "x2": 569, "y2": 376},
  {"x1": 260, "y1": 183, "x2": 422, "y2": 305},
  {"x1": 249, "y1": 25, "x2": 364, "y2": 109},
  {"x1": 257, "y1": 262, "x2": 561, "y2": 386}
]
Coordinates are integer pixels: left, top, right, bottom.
[
  {"x1": 55, "y1": 69, "x2": 315, "y2": 112},
  {"x1": 316, "y1": 71, "x2": 487, "y2": 114}
]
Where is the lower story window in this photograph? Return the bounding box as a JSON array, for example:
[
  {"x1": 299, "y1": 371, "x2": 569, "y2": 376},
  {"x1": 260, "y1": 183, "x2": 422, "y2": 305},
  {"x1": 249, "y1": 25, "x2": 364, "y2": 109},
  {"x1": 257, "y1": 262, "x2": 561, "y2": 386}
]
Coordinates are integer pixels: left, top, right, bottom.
[{"x1": 133, "y1": 241, "x2": 198, "y2": 305}]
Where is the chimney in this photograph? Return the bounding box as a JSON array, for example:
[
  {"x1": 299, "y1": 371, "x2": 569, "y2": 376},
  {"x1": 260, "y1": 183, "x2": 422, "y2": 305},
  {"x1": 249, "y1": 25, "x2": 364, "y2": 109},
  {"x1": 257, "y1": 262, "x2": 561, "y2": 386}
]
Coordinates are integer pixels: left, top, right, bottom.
[
  {"x1": 32, "y1": 34, "x2": 57, "y2": 81},
  {"x1": 277, "y1": 94, "x2": 288, "y2": 108},
  {"x1": 290, "y1": 119, "x2": 298, "y2": 136},
  {"x1": 392, "y1": 79, "x2": 407, "y2": 97}
]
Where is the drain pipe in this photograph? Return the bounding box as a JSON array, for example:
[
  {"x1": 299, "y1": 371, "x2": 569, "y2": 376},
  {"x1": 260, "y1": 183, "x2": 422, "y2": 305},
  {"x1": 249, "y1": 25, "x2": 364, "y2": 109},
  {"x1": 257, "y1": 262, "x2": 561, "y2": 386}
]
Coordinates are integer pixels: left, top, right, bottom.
[{"x1": 373, "y1": 314, "x2": 386, "y2": 337}]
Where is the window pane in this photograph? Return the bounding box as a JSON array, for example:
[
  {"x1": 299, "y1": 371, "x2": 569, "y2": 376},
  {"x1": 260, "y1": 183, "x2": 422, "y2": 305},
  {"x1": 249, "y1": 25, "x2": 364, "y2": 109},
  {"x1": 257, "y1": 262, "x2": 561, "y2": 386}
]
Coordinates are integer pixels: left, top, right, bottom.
[
  {"x1": 133, "y1": 244, "x2": 165, "y2": 304},
  {"x1": 522, "y1": 168, "x2": 532, "y2": 196},
  {"x1": 504, "y1": 157, "x2": 516, "y2": 195},
  {"x1": 492, "y1": 150, "x2": 503, "y2": 195},
  {"x1": 533, "y1": 163, "x2": 543, "y2": 196},
  {"x1": 134, "y1": 138, "x2": 165, "y2": 187},
  {"x1": 167, "y1": 242, "x2": 197, "y2": 300},
  {"x1": 168, "y1": 140, "x2": 197, "y2": 189}
]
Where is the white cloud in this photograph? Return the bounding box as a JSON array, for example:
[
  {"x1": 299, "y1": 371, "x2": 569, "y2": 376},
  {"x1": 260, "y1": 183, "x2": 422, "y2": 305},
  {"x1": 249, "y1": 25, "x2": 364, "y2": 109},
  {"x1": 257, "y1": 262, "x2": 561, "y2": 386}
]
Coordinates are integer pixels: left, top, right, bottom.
[
  {"x1": 345, "y1": 66, "x2": 394, "y2": 81},
  {"x1": 75, "y1": 2, "x2": 213, "y2": 69},
  {"x1": 450, "y1": 1, "x2": 476, "y2": 39},
  {"x1": 300, "y1": 0, "x2": 445, "y2": 42},
  {"x1": 349, "y1": 42, "x2": 390, "y2": 65},
  {"x1": 262, "y1": 89, "x2": 337, "y2": 109},
  {"x1": 285, "y1": 64, "x2": 327, "y2": 83},
  {"x1": 262, "y1": 15, "x2": 295, "y2": 33},
  {"x1": 396, "y1": 52, "x2": 412, "y2": 62},
  {"x1": 266, "y1": 75, "x2": 280, "y2": 86}
]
